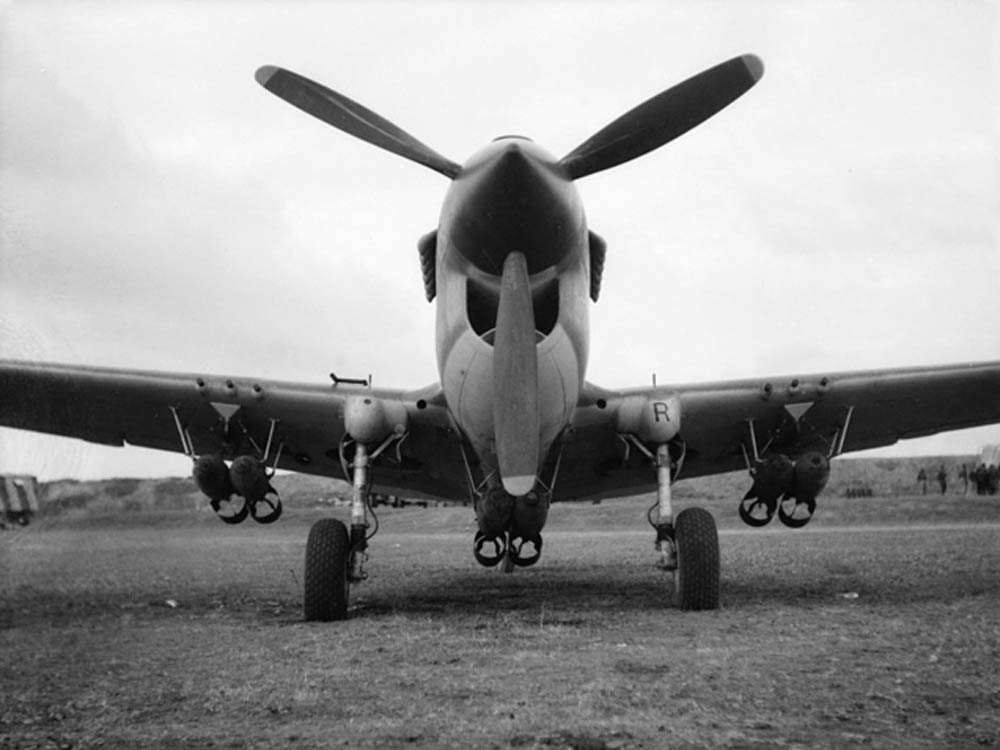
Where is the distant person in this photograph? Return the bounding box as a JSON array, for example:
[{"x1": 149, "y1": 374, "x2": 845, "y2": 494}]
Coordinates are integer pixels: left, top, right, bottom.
[
  {"x1": 958, "y1": 464, "x2": 969, "y2": 495},
  {"x1": 917, "y1": 468, "x2": 928, "y2": 494},
  {"x1": 972, "y1": 464, "x2": 986, "y2": 494},
  {"x1": 989, "y1": 465, "x2": 1000, "y2": 496},
  {"x1": 936, "y1": 465, "x2": 947, "y2": 494}
]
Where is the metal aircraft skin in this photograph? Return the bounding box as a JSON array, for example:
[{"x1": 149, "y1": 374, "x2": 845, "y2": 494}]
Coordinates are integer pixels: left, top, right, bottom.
[{"x1": 2, "y1": 54, "x2": 999, "y2": 618}]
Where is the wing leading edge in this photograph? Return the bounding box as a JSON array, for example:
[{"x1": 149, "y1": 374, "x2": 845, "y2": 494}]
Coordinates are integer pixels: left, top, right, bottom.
[
  {"x1": 555, "y1": 361, "x2": 1000, "y2": 502},
  {"x1": 0, "y1": 361, "x2": 468, "y2": 501},
  {"x1": 4, "y1": 359, "x2": 999, "y2": 504}
]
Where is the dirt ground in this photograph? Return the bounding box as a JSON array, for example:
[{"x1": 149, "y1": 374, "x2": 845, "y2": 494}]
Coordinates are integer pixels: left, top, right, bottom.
[{"x1": 2, "y1": 494, "x2": 999, "y2": 749}]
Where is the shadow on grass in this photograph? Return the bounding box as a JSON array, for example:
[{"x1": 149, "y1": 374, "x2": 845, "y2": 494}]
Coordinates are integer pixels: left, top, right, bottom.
[{"x1": 9, "y1": 561, "x2": 996, "y2": 630}]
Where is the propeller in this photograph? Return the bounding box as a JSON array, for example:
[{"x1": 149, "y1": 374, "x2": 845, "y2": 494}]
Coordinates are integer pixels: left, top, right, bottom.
[
  {"x1": 257, "y1": 55, "x2": 762, "y2": 183},
  {"x1": 255, "y1": 65, "x2": 461, "y2": 178},
  {"x1": 559, "y1": 54, "x2": 764, "y2": 180},
  {"x1": 255, "y1": 57, "x2": 764, "y2": 495},
  {"x1": 492, "y1": 252, "x2": 539, "y2": 496}
]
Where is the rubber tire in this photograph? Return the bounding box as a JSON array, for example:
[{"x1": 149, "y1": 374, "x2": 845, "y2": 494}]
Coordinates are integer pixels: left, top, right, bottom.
[
  {"x1": 674, "y1": 507, "x2": 720, "y2": 611},
  {"x1": 304, "y1": 518, "x2": 350, "y2": 621}
]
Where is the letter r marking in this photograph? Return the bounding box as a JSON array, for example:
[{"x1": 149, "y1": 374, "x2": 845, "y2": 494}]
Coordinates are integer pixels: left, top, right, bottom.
[{"x1": 653, "y1": 401, "x2": 669, "y2": 423}]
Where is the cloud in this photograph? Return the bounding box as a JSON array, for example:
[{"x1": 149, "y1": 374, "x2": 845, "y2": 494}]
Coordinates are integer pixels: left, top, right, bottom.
[
  {"x1": 0, "y1": 32, "x2": 436, "y2": 382},
  {"x1": 1, "y1": 3, "x2": 997, "y2": 479}
]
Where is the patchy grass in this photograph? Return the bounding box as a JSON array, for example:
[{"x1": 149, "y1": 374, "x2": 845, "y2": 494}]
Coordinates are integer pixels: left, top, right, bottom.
[{"x1": 2, "y1": 495, "x2": 1000, "y2": 749}]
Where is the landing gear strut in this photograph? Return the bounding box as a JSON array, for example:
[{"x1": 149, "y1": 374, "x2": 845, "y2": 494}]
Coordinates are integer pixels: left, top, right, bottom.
[
  {"x1": 651, "y1": 444, "x2": 677, "y2": 571},
  {"x1": 647, "y1": 442, "x2": 720, "y2": 611},
  {"x1": 303, "y1": 441, "x2": 378, "y2": 621},
  {"x1": 347, "y1": 442, "x2": 371, "y2": 583}
]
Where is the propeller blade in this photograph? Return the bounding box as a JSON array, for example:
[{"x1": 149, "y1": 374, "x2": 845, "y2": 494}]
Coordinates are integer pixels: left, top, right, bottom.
[
  {"x1": 255, "y1": 65, "x2": 462, "y2": 178},
  {"x1": 559, "y1": 54, "x2": 764, "y2": 180},
  {"x1": 492, "y1": 252, "x2": 539, "y2": 496}
]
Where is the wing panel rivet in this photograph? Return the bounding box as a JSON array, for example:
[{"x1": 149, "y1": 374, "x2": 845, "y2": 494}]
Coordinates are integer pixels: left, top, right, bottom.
[
  {"x1": 760, "y1": 382, "x2": 773, "y2": 400},
  {"x1": 252, "y1": 384, "x2": 264, "y2": 400},
  {"x1": 787, "y1": 379, "x2": 801, "y2": 396}
]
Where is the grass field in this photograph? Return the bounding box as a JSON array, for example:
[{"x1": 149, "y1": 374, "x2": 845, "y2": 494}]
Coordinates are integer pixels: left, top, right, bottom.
[{"x1": 2, "y1": 493, "x2": 1000, "y2": 749}]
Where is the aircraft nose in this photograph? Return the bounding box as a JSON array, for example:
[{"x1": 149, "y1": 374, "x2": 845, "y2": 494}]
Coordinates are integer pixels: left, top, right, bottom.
[
  {"x1": 495, "y1": 140, "x2": 534, "y2": 176},
  {"x1": 447, "y1": 141, "x2": 584, "y2": 275}
]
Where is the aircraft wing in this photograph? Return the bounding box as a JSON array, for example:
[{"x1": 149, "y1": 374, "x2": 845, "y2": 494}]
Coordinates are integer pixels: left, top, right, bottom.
[
  {"x1": 0, "y1": 361, "x2": 469, "y2": 501},
  {"x1": 554, "y1": 361, "x2": 1000, "y2": 502}
]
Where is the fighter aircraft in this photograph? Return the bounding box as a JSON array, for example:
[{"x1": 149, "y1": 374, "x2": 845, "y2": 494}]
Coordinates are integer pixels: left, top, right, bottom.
[{"x1": 2, "y1": 54, "x2": 999, "y2": 620}]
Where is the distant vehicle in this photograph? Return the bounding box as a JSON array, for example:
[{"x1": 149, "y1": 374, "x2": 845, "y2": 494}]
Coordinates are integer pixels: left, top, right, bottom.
[
  {"x1": 2, "y1": 55, "x2": 999, "y2": 620},
  {"x1": 370, "y1": 493, "x2": 428, "y2": 509},
  {"x1": 0, "y1": 475, "x2": 40, "y2": 527},
  {"x1": 843, "y1": 483, "x2": 873, "y2": 499},
  {"x1": 979, "y1": 445, "x2": 1000, "y2": 467}
]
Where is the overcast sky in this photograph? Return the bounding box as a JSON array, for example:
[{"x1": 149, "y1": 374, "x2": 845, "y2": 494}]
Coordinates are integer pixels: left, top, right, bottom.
[{"x1": 1, "y1": 1, "x2": 998, "y2": 480}]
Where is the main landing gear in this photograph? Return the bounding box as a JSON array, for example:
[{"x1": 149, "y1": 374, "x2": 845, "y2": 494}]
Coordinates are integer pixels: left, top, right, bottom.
[
  {"x1": 304, "y1": 518, "x2": 351, "y2": 621},
  {"x1": 646, "y1": 443, "x2": 720, "y2": 611},
  {"x1": 672, "y1": 507, "x2": 721, "y2": 611},
  {"x1": 302, "y1": 433, "x2": 723, "y2": 619},
  {"x1": 303, "y1": 440, "x2": 384, "y2": 621}
]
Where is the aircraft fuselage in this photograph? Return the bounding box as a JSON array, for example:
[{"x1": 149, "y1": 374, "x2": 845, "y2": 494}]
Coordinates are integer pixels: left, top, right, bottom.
[{"x1": 434, "y1": 137, "x2": 591, "y2": 492}]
